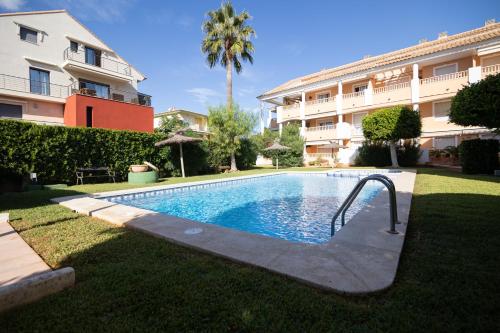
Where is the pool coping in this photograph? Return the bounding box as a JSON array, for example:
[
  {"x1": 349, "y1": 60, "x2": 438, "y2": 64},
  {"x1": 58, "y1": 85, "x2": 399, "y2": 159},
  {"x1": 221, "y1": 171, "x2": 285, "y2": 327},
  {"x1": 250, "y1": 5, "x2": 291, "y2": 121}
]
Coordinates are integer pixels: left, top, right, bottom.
[{"x1": 52, "y1": 169, "x2": 416, "y2": 294}]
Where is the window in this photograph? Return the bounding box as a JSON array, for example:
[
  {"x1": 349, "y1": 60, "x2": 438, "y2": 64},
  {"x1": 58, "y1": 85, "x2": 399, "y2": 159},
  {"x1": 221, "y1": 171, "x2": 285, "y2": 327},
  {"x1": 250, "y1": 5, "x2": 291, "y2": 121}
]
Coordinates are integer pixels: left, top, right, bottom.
[
  {"x1": 84, "y1": 47, "x2": 101, "y2": 67},
  {"x1": 29, "y1": 68, "x2": 50, "y2": 96},
  {"x1": 0, "y1": 103, "x2": 22, "y2": 119},
  {"x1": 353, "y1": 84, "x2": 368, "y2": 93},
  {"x1": 316, "y1": 92, "x2": 330, "y2": 101},
  {"x1": 434, "y1": 136, "x2": 456, "y2": 149},
  {"x1": 20, "y1": 26, "x2": 37, "y2": 44},
  {"x1": 433, "y1": 100, "x2": 451, "y2": 119},
  {"x1": 79, "y1": 80, "x2": 109, "y2": 99},
  {"x1": 138, "y1": 93, "x2": 151, "y2": 106},
  {"x1": 433, "y1": 63, "x2": 457, "y2": 76},
  {"x1": 70, "y1": 41, "x2": 78, "y2": 52},
  {"x1": 86, "y1": 107, "x2": 93, "y2": 128},
  {"x1": 353, "y1": 112, "x2": 367, "y2": 135}
]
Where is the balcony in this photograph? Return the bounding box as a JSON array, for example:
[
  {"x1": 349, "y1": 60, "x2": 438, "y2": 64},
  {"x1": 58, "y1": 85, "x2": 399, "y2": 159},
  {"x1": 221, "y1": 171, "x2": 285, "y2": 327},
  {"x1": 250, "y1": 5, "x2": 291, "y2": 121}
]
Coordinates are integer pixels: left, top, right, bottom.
[
  {"x1": 0, "y1": 73, "x2": 69, "y2": 103},
  {"x1": 419, "y1": 70, "x2": 468, "y2": 102},
  {"x1": 305, "y1": 96, "x2": 336, "y2": 117},
  {"x1": 69, "y1": 83, "x2": 151, "y2": 106},
  {"x1": 372, "y1": 81, "x2": 411, "y2": 106},
  {"x1": 281, "y1": 103, "x2": 301, "y2": 121},
  {"x1": 342, "y1": 91, "x2": 365, "y2": 111},
  {"x1": 62, "y1": 47, "x2": 132, "y2": 81},
  {"x1": 304, "y1": 125, "x2": 336, "y2": 142},
  {"x1": 482, "y1": 64, "x2": 500, "y2": 78}
]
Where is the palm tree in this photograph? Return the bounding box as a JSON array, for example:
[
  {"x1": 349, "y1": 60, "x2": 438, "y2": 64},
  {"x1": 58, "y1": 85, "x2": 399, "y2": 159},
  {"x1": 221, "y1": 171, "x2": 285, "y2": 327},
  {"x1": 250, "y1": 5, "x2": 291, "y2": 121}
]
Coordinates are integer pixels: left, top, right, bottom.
[{"x1": 202, "y1": 1, "x2": 255, "y2": 171}]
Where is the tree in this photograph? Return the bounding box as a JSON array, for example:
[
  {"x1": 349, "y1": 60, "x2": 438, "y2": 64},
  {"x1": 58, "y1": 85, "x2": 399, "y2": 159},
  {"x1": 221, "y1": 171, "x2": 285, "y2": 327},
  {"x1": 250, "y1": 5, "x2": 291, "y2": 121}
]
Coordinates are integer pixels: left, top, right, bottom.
[
  {"x1": 362, "y1": 105, "x2": 421, "y2": 167},
  {"x1": 258, "y1": 124, "x2": 304, "y2": 167},
  {"x1": 450, "y1": 73, "x2": 500, "y2": 133},
  {"x1": 202, "y1": 1, "x2": 255, "y2": 111},
  {"x1": 208, "y1": 104, "x2": 256, "y2": 171},
  {"x1": 155, "y1": 116, "x2": 188, "y2": 136}
]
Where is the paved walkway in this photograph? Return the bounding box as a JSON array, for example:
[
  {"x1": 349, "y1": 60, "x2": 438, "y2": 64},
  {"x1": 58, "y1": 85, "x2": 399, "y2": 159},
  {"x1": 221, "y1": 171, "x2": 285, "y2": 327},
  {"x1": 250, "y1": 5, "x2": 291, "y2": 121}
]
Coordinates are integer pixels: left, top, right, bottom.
[{"x1": 0, "y1": 214, "x2": 51, "y2": 286}]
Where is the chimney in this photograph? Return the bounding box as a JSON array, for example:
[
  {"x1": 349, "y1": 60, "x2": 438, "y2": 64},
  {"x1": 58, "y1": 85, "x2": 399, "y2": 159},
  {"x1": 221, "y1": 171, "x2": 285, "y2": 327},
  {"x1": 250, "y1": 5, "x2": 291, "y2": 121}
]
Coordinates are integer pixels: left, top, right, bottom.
[
  {"x1": 485, "y1": 18, "x2": 496, "y2": 26},
  {"x1": 418, "y1": 38, "x2": 428, "y2": 44},
  {"x1": 438, "y1": 31, "x2": 448, "y2": 39}
]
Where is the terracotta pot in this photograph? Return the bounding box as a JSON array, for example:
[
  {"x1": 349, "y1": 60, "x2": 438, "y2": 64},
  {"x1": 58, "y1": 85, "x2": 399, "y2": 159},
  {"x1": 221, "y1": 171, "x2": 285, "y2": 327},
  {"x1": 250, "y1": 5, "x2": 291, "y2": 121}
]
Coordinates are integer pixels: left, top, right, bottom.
[{"x1": 130, "y1": 165, "x2": 148, "y2": 173}]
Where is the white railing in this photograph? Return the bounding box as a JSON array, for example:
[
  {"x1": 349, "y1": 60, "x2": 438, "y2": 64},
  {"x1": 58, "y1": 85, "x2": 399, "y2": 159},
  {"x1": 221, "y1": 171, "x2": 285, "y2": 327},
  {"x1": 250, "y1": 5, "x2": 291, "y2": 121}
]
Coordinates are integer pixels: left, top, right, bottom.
[
  {"x1": 343, "y1": 91, "x2": 365, "y2": 99},
  {"x1": 305, "y1": 124, "x2": 335, "y2": 132},
  {"x1": 63, "y1": 47, "x2": 132, "y2": 76},
  {"x1": 306, "y1": 96, "x2": 336, "y2": 105},
  {"x1": 373, "y1": 81, "x2": 411, "y2": 94},
  {"x1": 0, "y1": 73, "x2": 70, "y2": 99},
  {"x1": 282, "y1": 103, "x2": 300, "y2": 110},
  {"x1": 420, "y1": 70, "x2": 468, "y2": 85},
  {"x1": 69, "y1": 82, "x2": 151, "y2": 106},
  {"x1": 482, "y1": 64, "x2": 500, "y2": 77}
]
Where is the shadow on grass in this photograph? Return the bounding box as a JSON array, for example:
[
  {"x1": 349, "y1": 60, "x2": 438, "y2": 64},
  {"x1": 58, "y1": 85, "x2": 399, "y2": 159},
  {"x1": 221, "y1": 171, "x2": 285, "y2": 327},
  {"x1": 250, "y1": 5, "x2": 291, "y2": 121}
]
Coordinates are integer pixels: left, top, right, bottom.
[
  {"x1": 417, "y1": 166, "x2": 500, "y2": 184},
  {"x1": 0, "y1": 188, "x2": 499, "y2": 331}
]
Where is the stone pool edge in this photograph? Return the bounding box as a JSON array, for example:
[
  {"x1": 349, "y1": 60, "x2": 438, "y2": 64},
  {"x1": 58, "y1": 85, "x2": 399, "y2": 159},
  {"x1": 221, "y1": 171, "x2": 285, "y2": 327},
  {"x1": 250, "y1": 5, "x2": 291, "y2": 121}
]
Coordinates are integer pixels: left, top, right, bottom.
[{"x1": 52, "y1": 170, "x2": 416, "y2": 294}]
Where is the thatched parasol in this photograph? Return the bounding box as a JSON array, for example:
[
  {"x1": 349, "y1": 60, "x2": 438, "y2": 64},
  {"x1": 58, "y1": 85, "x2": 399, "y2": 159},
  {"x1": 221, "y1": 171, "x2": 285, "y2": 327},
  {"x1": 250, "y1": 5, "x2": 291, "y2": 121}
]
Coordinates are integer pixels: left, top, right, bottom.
[
  {"x1": 318, "y1": 140, "x2": 347, "y2": 168},
  {"x1": 155, "y1": 132, "x2": 202, "y2": 178},
  {"x1": 264, "y1": 140, "x2": 290, "y2": 170}
]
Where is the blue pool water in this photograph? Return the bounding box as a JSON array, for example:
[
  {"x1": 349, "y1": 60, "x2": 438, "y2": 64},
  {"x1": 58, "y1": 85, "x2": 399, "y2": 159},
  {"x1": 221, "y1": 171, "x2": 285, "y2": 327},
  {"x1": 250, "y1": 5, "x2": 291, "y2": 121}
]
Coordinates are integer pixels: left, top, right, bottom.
[{"x1": 106, "y1": 174, "x2": 383, "y2": 244}]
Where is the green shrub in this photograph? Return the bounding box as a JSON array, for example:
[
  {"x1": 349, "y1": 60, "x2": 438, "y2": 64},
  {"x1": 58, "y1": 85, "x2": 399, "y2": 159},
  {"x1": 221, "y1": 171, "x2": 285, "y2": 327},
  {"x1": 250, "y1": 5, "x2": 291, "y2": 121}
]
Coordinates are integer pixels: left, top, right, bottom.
[
  {"x1": 458, "y1": 139, "x2": 499, "y2": 174},
  {"x1": 355, "y1": 142, "x2": 391, "y2": 167},
  {"x1": 355, "y1": 141, "x2": 421, "y2": 167},
  {"x1": 265, "y1": 124, "x2": 304, "y2": 167},
  {"x1": 0, "y1": 119, "x2": 178, "y2": 184},
  {"x1": 397, "y1": 141, "x2": 421, "y2": 167},
  {"x1": 235, "y1": 138, "x2": 258, "y2": 170}
]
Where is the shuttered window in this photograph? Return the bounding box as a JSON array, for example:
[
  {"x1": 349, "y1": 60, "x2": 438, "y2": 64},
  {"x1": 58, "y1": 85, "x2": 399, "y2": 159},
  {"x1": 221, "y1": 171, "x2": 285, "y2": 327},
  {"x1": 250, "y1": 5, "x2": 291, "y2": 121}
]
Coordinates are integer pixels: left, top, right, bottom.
[
  {"x1": 20, "y1": 26, "x2": 38, "y2": 44},
  {"x1": 433, "y1": 101, "x2": 451, "y2": 119}
]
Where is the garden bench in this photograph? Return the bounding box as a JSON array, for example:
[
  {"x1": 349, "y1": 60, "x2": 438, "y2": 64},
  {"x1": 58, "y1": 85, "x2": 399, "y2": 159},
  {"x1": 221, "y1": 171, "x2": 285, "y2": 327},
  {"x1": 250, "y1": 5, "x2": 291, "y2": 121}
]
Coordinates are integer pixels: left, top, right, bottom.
[{"x1": 76, "y1": 167, "x2": 115, "y2": 185}]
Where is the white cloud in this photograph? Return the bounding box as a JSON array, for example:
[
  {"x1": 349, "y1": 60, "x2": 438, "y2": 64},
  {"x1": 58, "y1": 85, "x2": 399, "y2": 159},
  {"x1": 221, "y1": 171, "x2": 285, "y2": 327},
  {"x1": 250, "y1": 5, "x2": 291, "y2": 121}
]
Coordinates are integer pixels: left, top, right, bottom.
[
  {"x1": 186, "y1": 87, "x2": 222, "y2": 105},
  {"x1": 0, "y1": 0, "x2": 25, "y2": 10},
  {"x1": 43, "y1": 0, "x2": 135, "y2": 23},
  {"x1": 237, "y1": 87, "x2": 256, "y2": 97}
]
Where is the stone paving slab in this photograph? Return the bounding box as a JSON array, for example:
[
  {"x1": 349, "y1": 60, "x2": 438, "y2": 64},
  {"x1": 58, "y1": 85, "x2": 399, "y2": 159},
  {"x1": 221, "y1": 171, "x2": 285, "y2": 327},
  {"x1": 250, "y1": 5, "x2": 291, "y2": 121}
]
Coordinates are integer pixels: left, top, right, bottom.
[
  {"x1": 53, "y1": 170, "x2": 416, "y2": 294},
  {"x1": 0, "y1": 213, "x2": 75, "y2": 312}
]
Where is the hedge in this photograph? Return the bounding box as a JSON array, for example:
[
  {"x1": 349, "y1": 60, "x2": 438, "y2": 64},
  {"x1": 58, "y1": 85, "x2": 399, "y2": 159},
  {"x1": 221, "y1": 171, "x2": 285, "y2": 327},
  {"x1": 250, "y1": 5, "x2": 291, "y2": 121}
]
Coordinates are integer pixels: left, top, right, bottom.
[
  {"x1": 0, "y1": 119, "x2": 174, "y2": 184},
  {"x1": 458, "y1": 139, "x2": 499, "y2": 174},
  {"x1": 355, "y1": 141, "x2": 421, "y2": 167}
]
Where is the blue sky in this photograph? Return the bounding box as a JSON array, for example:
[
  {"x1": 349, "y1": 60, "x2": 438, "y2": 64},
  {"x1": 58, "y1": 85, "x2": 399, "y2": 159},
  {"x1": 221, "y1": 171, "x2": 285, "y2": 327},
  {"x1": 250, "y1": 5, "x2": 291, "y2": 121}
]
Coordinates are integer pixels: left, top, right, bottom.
[{"x1": 0, "y1": 0, "x2": 499, "y2": 115}]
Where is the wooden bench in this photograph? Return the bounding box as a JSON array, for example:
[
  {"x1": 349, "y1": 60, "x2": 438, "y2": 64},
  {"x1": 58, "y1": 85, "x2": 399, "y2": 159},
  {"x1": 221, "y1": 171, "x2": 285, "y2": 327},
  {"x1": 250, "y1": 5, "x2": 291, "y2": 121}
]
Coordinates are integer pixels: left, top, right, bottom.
[{"x1": 76, "y1": 167, "x2": 115, "y2": 185}]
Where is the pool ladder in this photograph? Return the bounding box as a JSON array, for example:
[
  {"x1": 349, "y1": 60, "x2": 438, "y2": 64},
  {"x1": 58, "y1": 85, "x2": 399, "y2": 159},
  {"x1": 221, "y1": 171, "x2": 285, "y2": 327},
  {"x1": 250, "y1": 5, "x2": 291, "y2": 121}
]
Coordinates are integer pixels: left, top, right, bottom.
[{"x1": 331, "y1": 174, "x2": 399, "y2": 236}]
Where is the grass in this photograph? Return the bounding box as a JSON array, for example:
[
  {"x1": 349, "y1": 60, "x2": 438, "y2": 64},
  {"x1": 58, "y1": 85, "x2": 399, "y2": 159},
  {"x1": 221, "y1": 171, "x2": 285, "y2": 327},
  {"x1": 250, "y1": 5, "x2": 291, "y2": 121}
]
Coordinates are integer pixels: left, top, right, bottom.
[{"x1": 0, "y1": 167, "x2": 499, "y2": 331}]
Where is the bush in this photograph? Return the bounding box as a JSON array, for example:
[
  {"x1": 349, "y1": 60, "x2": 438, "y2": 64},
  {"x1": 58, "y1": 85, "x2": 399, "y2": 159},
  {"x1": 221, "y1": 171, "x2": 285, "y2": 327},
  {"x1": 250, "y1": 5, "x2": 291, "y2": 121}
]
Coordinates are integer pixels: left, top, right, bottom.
[
  {"x1": 355, "y1": 141, "x2": 421, "y2": 167},
  {"x1": 397, "y1": 141, "x2": 421, "y2": 167},
  {"x1": 264, "y1": 124, "x2": 304, "y2": 168},
  {"x1": 0, "y1": 119, "x2": 178, "y2": 184},
  {"x1": 235, "y1": 138, "x2": 258, "y2": 170},
  {"x1": 355, "y1": 142, "x2": 391, "y2": 167},
  {"x1": 458, "y1": 139, "x2": 499, "y2": 174}
]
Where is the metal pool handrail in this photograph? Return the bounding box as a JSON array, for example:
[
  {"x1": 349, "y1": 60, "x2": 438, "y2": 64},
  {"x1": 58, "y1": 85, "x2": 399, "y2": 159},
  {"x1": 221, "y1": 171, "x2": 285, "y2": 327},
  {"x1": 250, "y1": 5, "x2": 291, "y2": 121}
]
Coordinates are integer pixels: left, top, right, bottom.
[{"x1": 331, "y1": 174, "x2": 399, "y2": 236}]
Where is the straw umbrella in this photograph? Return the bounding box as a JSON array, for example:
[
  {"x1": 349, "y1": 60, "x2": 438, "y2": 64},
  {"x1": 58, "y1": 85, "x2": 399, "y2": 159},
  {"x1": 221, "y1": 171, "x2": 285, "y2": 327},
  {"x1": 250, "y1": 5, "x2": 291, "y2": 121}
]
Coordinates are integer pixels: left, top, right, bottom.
[
  {"x1": 264, "y1": 140, "x2": 290, "y2": 170},
  {"x1": 319, "y1": 140, "x2": 347, "y2": 168},
  {"x1": 155, "y1": 131, "x2": 202, "y2": 178}
]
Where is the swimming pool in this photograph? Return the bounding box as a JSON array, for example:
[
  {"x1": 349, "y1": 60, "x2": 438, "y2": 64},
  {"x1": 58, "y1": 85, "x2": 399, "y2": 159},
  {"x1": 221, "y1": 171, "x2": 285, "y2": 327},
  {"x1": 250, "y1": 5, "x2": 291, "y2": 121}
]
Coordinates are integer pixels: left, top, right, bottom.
[{"x1": 104, "y1": 173, "x2": 384, "y2": 244}]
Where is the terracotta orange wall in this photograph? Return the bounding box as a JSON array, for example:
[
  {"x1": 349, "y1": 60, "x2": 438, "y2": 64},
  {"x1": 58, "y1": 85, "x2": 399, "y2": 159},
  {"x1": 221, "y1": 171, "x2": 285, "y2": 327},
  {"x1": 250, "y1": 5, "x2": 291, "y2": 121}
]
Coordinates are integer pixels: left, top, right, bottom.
[{"x1": 64, "y1": 95, "x2": 153, "y2": 132}]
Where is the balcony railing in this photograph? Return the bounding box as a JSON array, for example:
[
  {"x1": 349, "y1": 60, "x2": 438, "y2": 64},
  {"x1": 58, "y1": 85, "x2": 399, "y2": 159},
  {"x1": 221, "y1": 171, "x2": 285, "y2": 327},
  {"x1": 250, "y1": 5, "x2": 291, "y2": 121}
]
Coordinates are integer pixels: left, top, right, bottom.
[
  {"x1": 305, "y1": 96, "x2": 336, "y2": 115},
  {"x1": 342, "y1": 90, "x2": 365, "y2": 110},
  {"x1": 69, "y1": 83, "x2": 151, "y2": 106},
  {"x1": 419, "y1": 70, "x2": 468, "y2": 100},
  {"x1": 482, "y1": 64, "x2": 500, "y2": 78},
  {"x1": 63, "y1": 47, "x2": 132, "y2": 76},
  {"x1": 372, "y1": 81, "x2": 411, "y2": 105},
  {"x1": 0, "y1": 73, "x2": 70, "y2": 99},
  {"x1": 304, "y1": 125, "x2": 337, "y2": 141},
  {"x1": 281, "y1": 103, "x2": 300, "y2": 120}
]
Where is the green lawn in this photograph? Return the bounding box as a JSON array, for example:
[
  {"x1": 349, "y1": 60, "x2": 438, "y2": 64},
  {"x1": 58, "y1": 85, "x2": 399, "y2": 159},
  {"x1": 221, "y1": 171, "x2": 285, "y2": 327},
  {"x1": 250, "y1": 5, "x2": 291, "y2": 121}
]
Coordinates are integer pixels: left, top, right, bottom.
[{"x1": 0, "y1": 168, "x2": 499, "y2": 332}]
